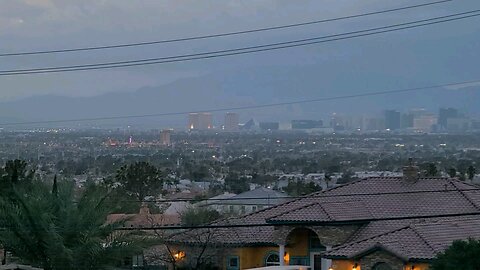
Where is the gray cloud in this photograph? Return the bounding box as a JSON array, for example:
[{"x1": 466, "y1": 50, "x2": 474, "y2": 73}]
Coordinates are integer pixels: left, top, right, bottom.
[{"x1": 0, "y1": 0, "x2": 478, "y2": 107}]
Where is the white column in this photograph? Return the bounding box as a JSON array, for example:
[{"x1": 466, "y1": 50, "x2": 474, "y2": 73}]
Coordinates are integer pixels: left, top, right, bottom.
[
  {"x1": 322, "y1": 246, "x2": 332, "y2": 270},
  {"x1": 279, "y1": 244, "x2": 285, "y2": 266}
]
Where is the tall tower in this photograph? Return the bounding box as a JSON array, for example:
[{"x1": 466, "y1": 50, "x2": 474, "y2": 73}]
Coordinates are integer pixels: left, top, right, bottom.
[
  {"x1": 385, "y1": 110, "x2": 401, "y2": 130},
  {"x1": 188, "y1": 112, "x2": 212, "y2": 130},
  {"x1": 438, "y1": 107, "x2": 458, "y2": 129},
  {"x1": 160, "y1": 129, "x2": 172, "y2": 146},
  {"x1": 224, "y1": 112, "x2": 239, "y2": 131},
  {"x1": 188, "y1": 113, "x2": 200, "y2": 130},
  {"x1": 198, "y1": 112, "x2": 213, "y2": 130}
]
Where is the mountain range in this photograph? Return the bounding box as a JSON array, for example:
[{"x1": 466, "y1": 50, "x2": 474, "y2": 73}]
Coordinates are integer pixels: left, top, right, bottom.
[{"x1": 1, "y1": 66, "x2": 479, "y2": 129}]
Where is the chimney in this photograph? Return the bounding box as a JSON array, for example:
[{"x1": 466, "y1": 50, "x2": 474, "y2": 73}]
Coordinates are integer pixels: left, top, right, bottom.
[{"x1": 403, "y1": 158, "x2": 419, "y2": 183}]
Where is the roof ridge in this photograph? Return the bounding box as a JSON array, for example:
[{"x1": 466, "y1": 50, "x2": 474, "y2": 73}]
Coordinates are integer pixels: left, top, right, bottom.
[
  {"x1": 318, "y1": 202, "x2": 334, "y2": 221},
  {"x1": 449, "y1": 180, "x2": 480, "y2": 210},
  {"x1": 326, "y1": 225, "x2": 413, "y2": 254},
  {"x1": 351, "y1": 242, "x2": 409, "y2": 262},
  {"x1": 409, "y1": 225, "x2": 437, "y2": 253},
  {"x1": 345, "y1": 223, "x2": 369, "y2": 243},
  {"x1": 449, "y1": 177, "x2": 480, "y2": 188}
]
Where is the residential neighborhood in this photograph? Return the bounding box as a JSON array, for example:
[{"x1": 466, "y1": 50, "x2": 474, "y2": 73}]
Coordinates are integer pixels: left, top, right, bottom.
[{"x1": 165, "y1": 163, "x2": 480, "y2": 269}]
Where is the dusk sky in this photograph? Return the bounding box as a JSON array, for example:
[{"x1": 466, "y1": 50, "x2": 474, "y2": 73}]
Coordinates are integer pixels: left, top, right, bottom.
[{"x1": 1, "y1": 0, "x2": 480, "y2": 126}]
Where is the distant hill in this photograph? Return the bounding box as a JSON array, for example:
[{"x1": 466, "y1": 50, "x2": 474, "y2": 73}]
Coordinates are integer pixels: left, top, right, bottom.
[{"x1": 1, "y1": 66, "x2": 479, "y2": 129}]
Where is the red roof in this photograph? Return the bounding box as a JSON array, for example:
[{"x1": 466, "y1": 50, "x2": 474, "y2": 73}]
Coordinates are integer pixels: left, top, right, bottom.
[{"x1": 107, "y1": 205, "x2": 180, "y2": 228}]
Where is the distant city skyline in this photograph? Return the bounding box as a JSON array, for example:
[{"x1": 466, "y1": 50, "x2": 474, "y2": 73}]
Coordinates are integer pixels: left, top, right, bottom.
[{"x1": 176, "y1": 107, "x2": 480, "y2": 134}]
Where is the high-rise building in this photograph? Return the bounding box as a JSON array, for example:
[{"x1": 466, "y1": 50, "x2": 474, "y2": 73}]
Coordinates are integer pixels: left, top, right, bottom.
[
  {"x1": 413, "y1": 114, "x2": 437, "y2": 132},
  {"x1": 160, "y1": 129, "x2": 172, "y2": 145},
  {"x1": 385, "y1": 110, "x2": 401, "y2": 130},
  {"x1": 401, "y1": 113, "x2": 414, "y2": 129},
  {"x1": 365, "y1": 118, "x2": 385, "y2": 131},
  {"x1": 446, "y1": 117, "x2": 470, "y2": 132},
  {"x1": 224, "y1": 112, "x2": 239, "y2": 131},
  {"x1": 438, "y1": 108, "x2": 458, "y2": 129},
  {"x1": 188, "y1": 112, "x2": 213, "y2": 130},
  {"x1": 188, "y1": 113, "x2": 199, "y2": 130}
]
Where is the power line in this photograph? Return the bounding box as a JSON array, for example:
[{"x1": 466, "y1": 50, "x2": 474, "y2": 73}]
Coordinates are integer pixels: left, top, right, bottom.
[
  {"x1": 1, "y1": 10, "x2": 479, "y2": 76},
  {"x1": 1, "y1": 212, "x2": 478, "y2": 232},
  {"x1": 0, "y1": 0, "x2": 452, "y2": 57},
  {"x1": 1, "y1": 78, "x2": 479, "y2": 126},
  {"x1": 115, "y1": 212, "x2": 480, "y2": 230},
  {"x1": 117, "y1": 187, "x2": 480, "y2": 204}
]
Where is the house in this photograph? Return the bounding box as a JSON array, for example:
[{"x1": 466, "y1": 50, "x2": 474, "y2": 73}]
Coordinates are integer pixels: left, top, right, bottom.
[
  {"x1": 195, "y1": 192, "x2": 237, "y2": 213},
  {"x1": 107, "y1": 204, "x2": 181, "y2": 228},
  {"x1": 324, "y1": 216, "x2": 480, "y2": 270},
  {"x1": 107, "y1": 204, "x2": 182, "y2": 269},
  {"x1": 199, "y1": 187, "x2": 290, "y2": 215},
  {"x1": 167, "y1": 163, "x2": 480, "y2": 270}
]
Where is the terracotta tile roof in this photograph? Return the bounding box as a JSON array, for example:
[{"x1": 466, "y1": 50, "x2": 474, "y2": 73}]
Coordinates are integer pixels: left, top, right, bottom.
[
  {"x1": 171, "y1": 226, "x2": 278, "y2": 246},
  {"x1": 248, "y1": 178, "x2": 480, "y2": 225},
  {"x1": 267, "y1": 201, "x2": 373, "y2": 223},
  {"x1": 173, "y1": 177, "x2": 480, "y2": 246},
  {"x1": 324, "y1": 215, "x2": 480, "y2": 261},
  {"x1": 107, "y1": 205, "x2": 181, "y2": 228},
  {"x1": 107, "y1": 213, "x2": 180, "y2": 228}
]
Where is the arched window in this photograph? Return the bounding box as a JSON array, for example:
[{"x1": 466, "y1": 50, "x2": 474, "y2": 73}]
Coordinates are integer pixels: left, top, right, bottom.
[
  {"x1": 264, "y1": 252, "x2": 280, "y2": 266},
  {"x1": 372, "y1": 262, "x2": 393, "y2": 270}
]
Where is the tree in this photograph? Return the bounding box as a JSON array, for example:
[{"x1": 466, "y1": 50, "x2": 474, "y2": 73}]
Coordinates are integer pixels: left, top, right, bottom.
[
  {"x1": 0, "y1": 170, "x2": 150, "y2": 270},
  {"x1": 224, "y1": 173, "x2": 249, "y2": 194},
  {"x1": 467, "y1": 165, "x2": 476, "y2": 180},
  {"x1": 337, "y1": 170, "x2": 356, "y2": 184},
  {"x1": 284, "y1": 181, "x2": 321, "y2": 196},
  {"x1": 426, "y1": 163, "x2": 439, "y2": 177},
  {"x1": 447, "y1": 167, "x2": 457, "y2": 178},
  {"x1": 181, "y1": 207, "x2": 221, "y2": 226},
  {"x1": 115, "y1": 162, "x2": 165, "y2": 201},
  {"x1": 431, "y1": 239, "x2": 480, "y2": 270}
]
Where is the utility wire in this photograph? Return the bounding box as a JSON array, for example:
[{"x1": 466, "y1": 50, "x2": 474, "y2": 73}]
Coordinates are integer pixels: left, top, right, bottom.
[
  {"x1": 0, "y1": 0, "x2": 452, "y2": 57},
  {"x1": 1, "y1": 212, "x2": 478, "y2": 232},
  {"x1": 1, "y1": 78, "x2": 479, "y2": 126},
  {"x1": 116, "y1": 187, "x2": 480, "y2": 204},
  {"x1": 116, "y1": 212, "x2": 480, "y2": 230},
  {"x1": 1, "y1": 10, "x2": 479, "y2": 76}
]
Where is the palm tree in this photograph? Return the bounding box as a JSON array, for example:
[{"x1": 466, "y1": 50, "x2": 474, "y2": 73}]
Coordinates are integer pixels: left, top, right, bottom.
[{"x1": 0, "y1": 167, "x2": 151, "y2": 270}]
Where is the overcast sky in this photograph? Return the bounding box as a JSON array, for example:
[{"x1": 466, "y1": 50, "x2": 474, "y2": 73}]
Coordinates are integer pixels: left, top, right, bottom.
[{"x1": 0, "y1": 0, "x2": 479, "y2": 106}]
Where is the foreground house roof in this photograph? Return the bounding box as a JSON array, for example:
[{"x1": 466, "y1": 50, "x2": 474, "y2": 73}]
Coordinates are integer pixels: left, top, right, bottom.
[
  {"x1": 172, "y1": 176, "x2": 480, "y2": 246},
  {"x1": 227, "y1": 177, "x2": 480, "y2": 226},
  {"x1": 324, "y1": 215, "x2": 480, "y2": 261}
]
